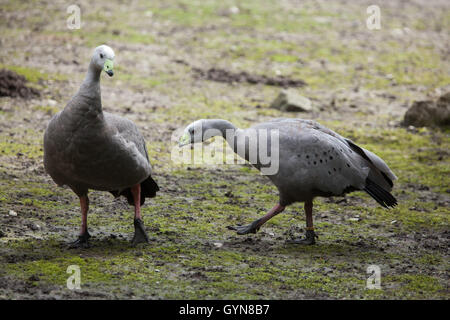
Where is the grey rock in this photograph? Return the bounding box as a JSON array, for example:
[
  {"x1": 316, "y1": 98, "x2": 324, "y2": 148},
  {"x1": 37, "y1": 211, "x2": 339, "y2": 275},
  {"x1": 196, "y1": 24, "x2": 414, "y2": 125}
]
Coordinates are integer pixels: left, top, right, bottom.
[
  {"x1": 403, "y1": 92, "x2": 450, "y2": 127},
  {"x1": 270, "y1": 89, "x2": 313, "y2": 112}
]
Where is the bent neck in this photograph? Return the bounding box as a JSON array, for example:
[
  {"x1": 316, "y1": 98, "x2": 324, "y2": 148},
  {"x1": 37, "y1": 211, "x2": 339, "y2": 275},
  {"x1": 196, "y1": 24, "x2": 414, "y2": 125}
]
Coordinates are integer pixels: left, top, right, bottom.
[
  {"x1": 201, "y1": 119, "x2": 240, "y2": 152},
  {"x1": 202, "y1": 119, "x2": 237, "y2": 137}
]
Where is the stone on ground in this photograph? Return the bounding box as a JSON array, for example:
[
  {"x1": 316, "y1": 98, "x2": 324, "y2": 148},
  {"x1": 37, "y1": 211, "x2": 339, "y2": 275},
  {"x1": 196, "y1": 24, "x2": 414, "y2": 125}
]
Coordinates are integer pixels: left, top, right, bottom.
[
  {"x1": 270, "y1": 89, "x2": 314, "y2": 112},
  {"x1": 403, "y1": 92, "x2": 450, "y2": 127}
]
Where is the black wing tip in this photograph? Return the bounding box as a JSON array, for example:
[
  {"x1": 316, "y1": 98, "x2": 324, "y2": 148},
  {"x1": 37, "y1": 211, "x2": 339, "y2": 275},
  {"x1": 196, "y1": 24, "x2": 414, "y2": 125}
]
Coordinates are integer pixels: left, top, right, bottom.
[
  {"x1": 142, "y1": 175, "x2": 159, "y2": 199},
  {"x1": 346, "y1": 139, "x2": 395, "y2": 190},
  {"x1": 109, "y1": 176, "x2": 159, "y2": 206},
  {"x1": 364, "y1": 178, "x2": 398, "y2": 209},
  {"x1": 380, "y1": 170, "x2": 394, "y2": 189}
]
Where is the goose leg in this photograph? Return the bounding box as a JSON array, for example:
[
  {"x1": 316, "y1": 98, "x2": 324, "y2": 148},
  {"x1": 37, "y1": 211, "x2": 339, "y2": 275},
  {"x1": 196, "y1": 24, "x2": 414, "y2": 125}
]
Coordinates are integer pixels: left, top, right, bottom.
[
  {"x1": 228, "y1": 203, "x2": 285, "y2": 235},
  {"x1": 131, "y1": 184, "x2": 149, "y2": 245},
  {"x1": 287, "y1": 200, "x2": 317, "y2": 245},
  {"x1": 69, "y1": 195, "x2": 91, "y2": 248}
]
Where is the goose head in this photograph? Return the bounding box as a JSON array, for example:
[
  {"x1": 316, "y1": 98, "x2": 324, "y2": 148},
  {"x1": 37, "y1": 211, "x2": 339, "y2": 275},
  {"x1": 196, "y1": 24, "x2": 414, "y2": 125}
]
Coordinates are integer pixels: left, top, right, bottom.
[
  {"x1": 92, "y1": 45, "x2": 115, "y2": 77},
  {"x1": 179, "y1": 119, "x2": 205, "y2": 147}
]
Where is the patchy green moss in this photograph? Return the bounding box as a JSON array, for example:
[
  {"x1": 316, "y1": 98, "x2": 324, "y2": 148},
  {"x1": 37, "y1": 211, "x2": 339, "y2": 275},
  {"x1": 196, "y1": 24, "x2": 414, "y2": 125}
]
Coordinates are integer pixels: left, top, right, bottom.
[
  {"x1": 0, "y1": 64, "x2": 67, "y2": 83},
  {"x1": 387, "y1": 274, "x2": 445, "y2": 296},
  {"x1": 33, "y1": 105, "x2": 59, "y2": 115},
  {"x1": 0, "y1": 0, "x2": 449, "y2": 300},
  {"x1": 0, "y1": 140, "x2": 42, "y2": 159}
]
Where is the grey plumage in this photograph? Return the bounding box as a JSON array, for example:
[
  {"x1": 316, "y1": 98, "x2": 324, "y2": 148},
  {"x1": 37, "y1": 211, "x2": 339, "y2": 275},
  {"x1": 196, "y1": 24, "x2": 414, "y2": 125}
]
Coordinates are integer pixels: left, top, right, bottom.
[
  {"x1": 180, "y1": 118, "x2": 397, "y2": 244},
  {"x1": 43, "y1": 45, "x2": 158, "y2": 246},
  {"x1": 182, "y1": 118, "x2": 396, "y2": 205},
  {"x1": 247, "y1": 118, "x2": 397, "y2": 206},
  {"x1": 44, "y1": 110, "x2": 153, "y2": 195}
]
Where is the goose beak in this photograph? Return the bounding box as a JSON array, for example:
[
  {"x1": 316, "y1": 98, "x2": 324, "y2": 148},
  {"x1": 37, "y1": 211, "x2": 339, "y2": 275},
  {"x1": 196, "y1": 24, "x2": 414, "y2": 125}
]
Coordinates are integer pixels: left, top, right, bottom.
[
  {"x1": 103, "y1": 59, "x2": 114, "y2": 77},
  {"x1": 178, "y1": 132, "x2": 191, "y2": 147}
]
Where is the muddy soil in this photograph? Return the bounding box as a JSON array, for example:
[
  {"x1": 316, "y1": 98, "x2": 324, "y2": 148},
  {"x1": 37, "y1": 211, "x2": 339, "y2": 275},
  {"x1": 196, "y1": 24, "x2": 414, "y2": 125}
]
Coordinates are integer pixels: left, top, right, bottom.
[
  {"x1": 193, "y1": 67, "x2": 307, "y2": 87},
  {"x1": 0, "y1": 69, "x2": 40, "y2": 99},
  {"x1": 0, "y1": 0, "x2": 449, "y2": 300}
]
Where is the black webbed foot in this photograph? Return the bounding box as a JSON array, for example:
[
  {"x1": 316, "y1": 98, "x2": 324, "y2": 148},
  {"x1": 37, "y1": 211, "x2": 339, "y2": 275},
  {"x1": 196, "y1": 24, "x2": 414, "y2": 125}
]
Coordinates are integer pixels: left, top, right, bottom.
[
  {"x1": 287, "y1": 229, "x2": 317, "y2": 245},
  {"x1": 227, "y1": 218, "x2": 262, "y2": 235},
  {"x1": 131, "y1": 218, "x2": 149, "y2": 246},
  {"x1": 69, "y1": 231, "x2": 91, "y2": 249}
]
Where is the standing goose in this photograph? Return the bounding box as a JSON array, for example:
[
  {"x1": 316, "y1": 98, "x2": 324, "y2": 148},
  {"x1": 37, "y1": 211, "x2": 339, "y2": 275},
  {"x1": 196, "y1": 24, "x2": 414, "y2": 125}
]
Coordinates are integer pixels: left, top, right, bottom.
[
  {"x1": 179, "y1": 118, "x2": 397, "y2": 244},
  {"x1": 44, "y1": 45, "x2": 159, "y2": 247}
]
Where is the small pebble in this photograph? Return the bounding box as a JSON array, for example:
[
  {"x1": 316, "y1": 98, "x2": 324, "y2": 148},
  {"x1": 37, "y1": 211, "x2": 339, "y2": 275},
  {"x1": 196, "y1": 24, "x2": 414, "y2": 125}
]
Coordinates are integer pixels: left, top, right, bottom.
[
  {"x1": 8, "y1": 210, "x2": 17, "y2": 216},
  {"x1": 30, "y1": 223, "x2": 41, "y2": 231},
  {"x1": 229, "y1": 6, "x2": 240, "y2": 14}
]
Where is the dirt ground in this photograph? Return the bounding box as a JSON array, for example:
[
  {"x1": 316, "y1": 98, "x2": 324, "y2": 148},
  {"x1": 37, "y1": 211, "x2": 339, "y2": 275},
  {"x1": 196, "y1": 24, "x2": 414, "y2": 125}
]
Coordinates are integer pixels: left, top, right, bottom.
[{"x1": 0, "y1": 0, "x2": 449, "y2": 299}]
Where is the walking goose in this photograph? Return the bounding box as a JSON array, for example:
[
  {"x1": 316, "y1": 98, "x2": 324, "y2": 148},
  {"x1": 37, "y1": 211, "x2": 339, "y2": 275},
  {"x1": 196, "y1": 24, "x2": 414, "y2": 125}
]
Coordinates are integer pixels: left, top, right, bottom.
[
  {"x1": 179, "y1": 118, "x2": 397, "y2": 244},
  {"x1": 44, "y1": 45, "x2": 159, "y2": 247}
]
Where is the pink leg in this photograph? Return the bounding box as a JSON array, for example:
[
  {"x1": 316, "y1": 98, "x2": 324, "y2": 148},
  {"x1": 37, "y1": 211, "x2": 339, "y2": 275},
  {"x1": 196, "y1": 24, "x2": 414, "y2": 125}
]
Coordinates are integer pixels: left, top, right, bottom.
[
  {"x1": 131, "y1": 184, "x2": 141, "y2": 220},
  {"x1": 304, "y1": 200, "x2": 314, "y2": 230},
  {"x1": 69, "y1": 195, "x2": 91, "y2": 248},
  {"x1": 79, "y1": 195, "x2": 89, "y2": 235},
  {"x1": 130, "y1": 184, "x2": 149, "y2": 245},
  {"x1": 228, "y1": 203, "x2": 286, "y2": 235},
  {"x1": 254, "y1": 203, "x2": 285, "y2": 229},
  {"x1": 287, "y1": 199, "x2": 317, "y2": 245}
]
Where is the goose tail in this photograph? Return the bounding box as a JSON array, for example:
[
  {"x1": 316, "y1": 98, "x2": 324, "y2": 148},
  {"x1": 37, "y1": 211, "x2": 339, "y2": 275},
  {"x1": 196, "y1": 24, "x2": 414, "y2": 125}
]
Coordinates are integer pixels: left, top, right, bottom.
[
  {"x1": 364, "y1": 178, "x2": 397, "y2": 208},
  {"x1": 345, "y1": 139, "x2": 397, "y2": 191},
  {"x1": 109, "y1": 175, "x2": 159, "y2": 206},
  {"x1": 141, "y1": 175, "x2": 159, "y2": 200}
]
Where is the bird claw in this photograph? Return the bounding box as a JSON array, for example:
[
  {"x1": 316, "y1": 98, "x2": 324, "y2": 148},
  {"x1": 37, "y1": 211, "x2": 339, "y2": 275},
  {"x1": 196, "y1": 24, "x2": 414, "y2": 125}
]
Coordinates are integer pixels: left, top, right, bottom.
[
  {"x1": 131, "y1": 218, "x2": 149, "y2": 246},
  {"x1": 68, "y1": 232, "x2": 91, "y2": 249},
  {"x1": 227, "y1": 219, "x2": 261, "y2": 235}
]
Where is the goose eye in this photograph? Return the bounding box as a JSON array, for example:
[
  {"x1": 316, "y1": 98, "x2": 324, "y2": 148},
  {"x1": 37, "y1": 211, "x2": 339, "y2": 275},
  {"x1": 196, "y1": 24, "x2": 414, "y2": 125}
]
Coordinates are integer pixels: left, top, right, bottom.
[{"x1": 100, "y1": 53, "x2": 104, "y2": 59}]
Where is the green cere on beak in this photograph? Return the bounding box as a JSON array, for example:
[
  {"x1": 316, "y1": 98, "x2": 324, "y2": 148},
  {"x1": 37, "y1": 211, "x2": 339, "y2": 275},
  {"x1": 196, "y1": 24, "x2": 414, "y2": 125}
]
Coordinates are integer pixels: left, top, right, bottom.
[
  {"x1": 103, "y1": 59, "x2": 114, "y2": 76},
  {"x1": 179, "y1": 132, "x2": 191, "y2": 147}
]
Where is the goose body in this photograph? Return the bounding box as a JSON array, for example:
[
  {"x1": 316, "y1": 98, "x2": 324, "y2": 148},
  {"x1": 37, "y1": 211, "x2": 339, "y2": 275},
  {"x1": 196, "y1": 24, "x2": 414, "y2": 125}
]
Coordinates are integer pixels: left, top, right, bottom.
[
  {"x1": 180, "y1": 118, "x2": 397, "y2": 244},
  {"x1": 44, "y1": 45, "x2": 158, "y2": 247},
  {"x1": 246, "y1": 118, "x2": 396, "y2": 206},
  {"x1": 45, "y1": 110, "x2": 151, "y2": 195}
]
